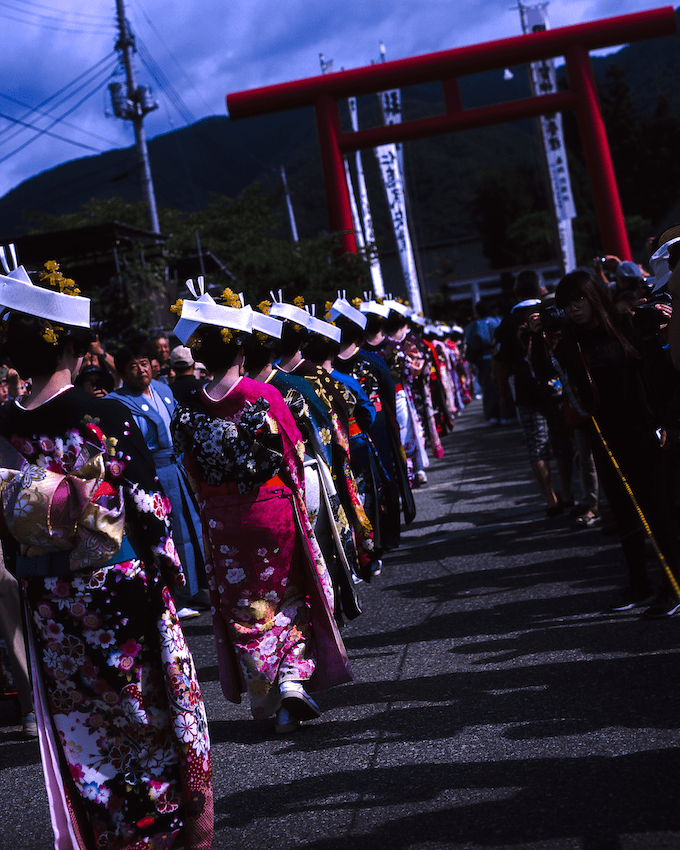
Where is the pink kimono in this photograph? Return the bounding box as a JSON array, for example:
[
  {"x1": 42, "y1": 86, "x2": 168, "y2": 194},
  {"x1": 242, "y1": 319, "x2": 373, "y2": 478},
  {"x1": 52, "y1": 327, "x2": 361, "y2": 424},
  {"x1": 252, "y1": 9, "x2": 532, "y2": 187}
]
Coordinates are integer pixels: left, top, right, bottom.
[{"x1": 173, "y1": 377, "x2": 352, "y2": 720}]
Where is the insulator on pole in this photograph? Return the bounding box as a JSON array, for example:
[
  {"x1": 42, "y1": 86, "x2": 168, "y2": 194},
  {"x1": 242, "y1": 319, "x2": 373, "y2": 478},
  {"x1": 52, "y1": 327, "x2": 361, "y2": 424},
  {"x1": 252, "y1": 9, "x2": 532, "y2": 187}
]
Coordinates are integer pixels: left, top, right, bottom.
[
  {"x1": 136, "y1": 85, "x2": 159, "y2": 115},
  {"x1": 108, "y1": 82, "x2": 134, "y2": 119}
]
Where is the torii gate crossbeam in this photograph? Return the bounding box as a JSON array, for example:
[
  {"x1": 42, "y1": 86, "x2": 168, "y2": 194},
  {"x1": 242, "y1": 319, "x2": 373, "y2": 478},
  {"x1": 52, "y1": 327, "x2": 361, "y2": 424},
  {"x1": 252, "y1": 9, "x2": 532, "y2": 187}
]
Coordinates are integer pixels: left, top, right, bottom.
[{"x1": 227, "y1": 7, "x2": 677, "y2": 268}]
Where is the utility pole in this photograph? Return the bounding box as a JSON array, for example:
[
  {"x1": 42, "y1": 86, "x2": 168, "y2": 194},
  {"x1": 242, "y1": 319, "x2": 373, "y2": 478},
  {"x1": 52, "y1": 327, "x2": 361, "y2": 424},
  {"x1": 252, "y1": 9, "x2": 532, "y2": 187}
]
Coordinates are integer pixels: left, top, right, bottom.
[{"x1": 109, "y1": 0, "x2": 160, "y2": 234}]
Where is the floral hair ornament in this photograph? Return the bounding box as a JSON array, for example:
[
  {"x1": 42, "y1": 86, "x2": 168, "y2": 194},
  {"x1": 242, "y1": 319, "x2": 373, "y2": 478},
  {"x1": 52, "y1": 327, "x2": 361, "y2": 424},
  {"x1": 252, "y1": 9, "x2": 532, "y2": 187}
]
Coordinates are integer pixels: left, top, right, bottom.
[
  {"x1": 0, "y1": 247, "x2": 90, "y2": 328},
  {"x1": 305, "y1": 304, "x2": 342, "y2": 343},
  {"x1": 173, "y1": 276, "x2": 252, "y2": 345},
  {"x1": 329, "y1": 290, "x2": 367, "y2": 330},
  {"x1": 268, "y1": 289, "x2": 312, "y2": 332}
]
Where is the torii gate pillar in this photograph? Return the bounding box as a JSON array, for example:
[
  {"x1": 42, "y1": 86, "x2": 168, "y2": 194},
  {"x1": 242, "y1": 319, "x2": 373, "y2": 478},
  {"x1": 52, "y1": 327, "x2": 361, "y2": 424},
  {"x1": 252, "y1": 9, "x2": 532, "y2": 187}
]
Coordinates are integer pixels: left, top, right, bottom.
[{"x1": 228, "y1": 8, "x2": 677, "y2": 269}]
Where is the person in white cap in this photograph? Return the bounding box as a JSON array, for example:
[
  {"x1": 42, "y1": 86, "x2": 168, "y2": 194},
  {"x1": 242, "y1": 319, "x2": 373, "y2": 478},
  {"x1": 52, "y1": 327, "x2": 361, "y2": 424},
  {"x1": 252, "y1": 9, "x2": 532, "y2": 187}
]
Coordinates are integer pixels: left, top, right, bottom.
[
  {"x1": 170, "y1": 285, "x2": 353, "y2": 734},
  {"x1": 169, "y1": 344, "x2": 203, "y2": 404},
  {"x1": 0, "y1": 256, "x2": 213, "y2": 849}
]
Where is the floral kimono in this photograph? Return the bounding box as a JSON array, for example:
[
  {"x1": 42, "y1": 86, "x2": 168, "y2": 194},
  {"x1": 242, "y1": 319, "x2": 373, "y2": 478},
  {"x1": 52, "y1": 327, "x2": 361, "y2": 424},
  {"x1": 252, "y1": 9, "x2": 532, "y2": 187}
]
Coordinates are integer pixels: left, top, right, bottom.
[
  {"x1": 338, "y1": 348, "x2": 415, "y2": 543},
  {"x1": 292, "y1": 361, "x2": 376, "y2": 578},
  {"x1": 372, "y1": 337, "x2": 430, "y2": 482},
  {"x1": 0, "y1": 387, "x2": 213, "y2": 850},
  {"x1": 269, "y1": 369, "x2": 361, "y2": 623},
  {"x1": 172, "y1": 378, "x2": 352, "y2": 721},
  {"x1": 430, "y1": 338, "x2": 460, "y2": 421}
]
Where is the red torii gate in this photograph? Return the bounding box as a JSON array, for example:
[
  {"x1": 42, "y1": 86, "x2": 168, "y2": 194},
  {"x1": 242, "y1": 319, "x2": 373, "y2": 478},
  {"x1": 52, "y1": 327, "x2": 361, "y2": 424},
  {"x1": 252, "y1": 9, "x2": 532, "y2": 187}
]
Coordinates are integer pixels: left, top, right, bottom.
[{"x1": 227, "y1": 7, "x2": 677, "y2": 267}]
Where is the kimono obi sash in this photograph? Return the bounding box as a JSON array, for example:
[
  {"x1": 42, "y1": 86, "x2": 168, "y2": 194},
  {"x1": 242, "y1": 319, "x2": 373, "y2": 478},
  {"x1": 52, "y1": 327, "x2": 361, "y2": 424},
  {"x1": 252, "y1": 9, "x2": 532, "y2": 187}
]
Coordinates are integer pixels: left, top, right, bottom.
[
  {"x1": 152, "y1": 448, "x2": 177, "y2": 469},
  {"x1": 199, "y1": 473, "x2": 286, "y2": 498},
  {"x1": 0, "y1": 436, "x2": 126, "y2": 574}
]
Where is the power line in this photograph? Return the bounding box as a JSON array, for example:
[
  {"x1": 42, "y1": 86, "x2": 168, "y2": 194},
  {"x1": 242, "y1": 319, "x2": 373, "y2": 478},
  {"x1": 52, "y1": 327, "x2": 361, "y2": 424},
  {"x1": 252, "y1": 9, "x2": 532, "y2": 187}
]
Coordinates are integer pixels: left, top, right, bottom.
[
  {"x1": 0, "y1": 5, "x2": 114, "y2": 35},
  {"x1": 135, "y1": 39, "x2": 196, "y2": 126},
  {"x1": 0, "y1": 112, "x2": 103, "y2": 154},
  {"x1": 0, "y1": 56, "x2": 118, "y2": 155},
  {"x1": 12, "y1": 0, "x2": 112, "y2": 20},
  {"x1": 130, "y1": 0, "x2": 216, "y2": 117},
  {"x1": 0, "y1": 52, "x2": 117, "y2": 141},
  {"x1": 0, "y1": 75, "x2": 114, "y2": 165},
  {"x1": 0, "y1": 91, "x2": 122, "y2": 148}
]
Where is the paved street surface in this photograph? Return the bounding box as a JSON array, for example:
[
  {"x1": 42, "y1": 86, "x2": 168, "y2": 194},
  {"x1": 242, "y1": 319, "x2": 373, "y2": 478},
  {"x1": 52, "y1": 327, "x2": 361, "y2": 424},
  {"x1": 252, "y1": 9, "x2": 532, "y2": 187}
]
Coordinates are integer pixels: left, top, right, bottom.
[{"x1": 2, "y1": 399, "x2": 679, "y2": 850}]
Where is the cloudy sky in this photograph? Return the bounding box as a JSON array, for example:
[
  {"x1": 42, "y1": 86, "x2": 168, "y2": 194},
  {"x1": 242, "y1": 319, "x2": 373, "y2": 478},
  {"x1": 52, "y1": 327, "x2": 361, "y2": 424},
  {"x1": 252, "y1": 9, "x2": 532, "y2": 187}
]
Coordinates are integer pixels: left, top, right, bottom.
[{"x1": 0, "y1": 0, "x2": 673, "y2": 198}]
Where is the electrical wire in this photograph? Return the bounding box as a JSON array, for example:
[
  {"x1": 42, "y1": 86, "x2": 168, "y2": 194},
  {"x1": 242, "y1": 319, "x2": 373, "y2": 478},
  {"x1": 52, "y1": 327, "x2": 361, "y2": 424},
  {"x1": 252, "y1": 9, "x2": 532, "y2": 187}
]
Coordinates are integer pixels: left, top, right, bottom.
[
  {"x1": 0, "y1": 112, "x2": 103, "y2": 154},
  {"x1": 130, "y1": 0, "x2": 216, "y2": 117},
  {"x1": 0, "y1": 4, "x2": 114, "y2": 36},
  {"x1": 136, "y1": 39, "x2": 196, "y2": 126},
  {"x1": 11, "y1": 0, "x2": 112, "y2": 20},
  {"x1": 0, "y1": 73, "x2": 115, "y2": 165},
  {"x1": 0, "y1": 92, "x2": 122, "y2": 148},
  {"x1": 0, "y1": 53, "x2": 117, "y2": 142}
]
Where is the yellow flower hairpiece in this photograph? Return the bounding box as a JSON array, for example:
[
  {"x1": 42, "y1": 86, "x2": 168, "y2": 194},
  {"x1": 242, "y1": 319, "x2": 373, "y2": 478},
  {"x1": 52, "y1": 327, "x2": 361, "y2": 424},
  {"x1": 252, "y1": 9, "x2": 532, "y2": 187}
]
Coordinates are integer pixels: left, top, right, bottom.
[
  {"x1": 351, "y1": 297, "x2": 363, "y2": 310},
  {"x1": 170, "y1": 298, "x2": 184, "y2": 316},
  {"x1": 325, "y1": 301, "x2": 333, "y2": 314},
  {"x1": 187, "y1": 332, "x2": 201, "y2": 352},
  {"x1": 41, "y1": 321, "x2": 60, "y2": 345},
  {"x1": 219, "y1": 288, "x2": 242, "y2": 309},
  {"x1": 257, "y1": 300, "x2": 272, "y2": 316},
  {"x1": 220, "y1": 327, "x2": 233, "y2": 345},
  {"x1": 255, "y1": 331, "x2": 268, "y2": 345},
  {"x1": 39, "y1": 261, "x2": 81, "y2": 297},
  {"x1": 293, "y1": 296, "x2": 306, "y2": 309}
]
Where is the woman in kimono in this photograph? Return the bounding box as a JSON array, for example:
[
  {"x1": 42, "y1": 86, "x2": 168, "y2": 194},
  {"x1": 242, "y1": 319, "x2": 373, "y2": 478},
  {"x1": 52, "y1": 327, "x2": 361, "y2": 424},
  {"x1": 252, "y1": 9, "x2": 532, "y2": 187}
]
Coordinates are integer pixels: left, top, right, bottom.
[
  {"x1": 170, "y1": 289, "x2": 352, "y2": 734},
  {"x1": 244, "y1": 300, "x2": 362, "y2": 625},
  {"x1": 289, "y1": 308, "x2": 376, "y2": 580},
  {"x1": 0, "y1": 259, "x2": 213, "y2": 850},
  {"x1": 372, "y1": 300, "x2": 430, "y2": 487}
]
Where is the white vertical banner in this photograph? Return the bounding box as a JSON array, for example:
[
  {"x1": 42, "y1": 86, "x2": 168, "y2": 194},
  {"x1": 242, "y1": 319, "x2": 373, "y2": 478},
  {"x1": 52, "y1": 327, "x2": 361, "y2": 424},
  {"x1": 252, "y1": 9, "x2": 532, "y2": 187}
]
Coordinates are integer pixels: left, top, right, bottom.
[
  {"x1": 347, "y1": 96, "x2": 385, "y2": 297},
  {"x1": 376, "y1": 43, "x2": 423, "y2": 313},
  {"x1": 343, "y1": 157, "x2": 365, "y2": 249},
  {"x1": 521, "y1": 3, "x2": 577, "y2": 273},
  {"x1": 375, "y1": 142, "x2": 422, "y2": 314}
]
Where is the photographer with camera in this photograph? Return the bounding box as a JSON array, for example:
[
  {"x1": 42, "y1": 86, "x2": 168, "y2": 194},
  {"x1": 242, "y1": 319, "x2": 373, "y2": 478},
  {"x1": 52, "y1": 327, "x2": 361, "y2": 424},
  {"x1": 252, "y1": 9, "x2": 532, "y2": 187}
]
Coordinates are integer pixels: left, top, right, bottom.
[
  {"x1": 528, "y1": 269, "x2": 680, "y2": 618},
  {"x1": 494, "y1": 270, "x2": 573, "y2": 516}
]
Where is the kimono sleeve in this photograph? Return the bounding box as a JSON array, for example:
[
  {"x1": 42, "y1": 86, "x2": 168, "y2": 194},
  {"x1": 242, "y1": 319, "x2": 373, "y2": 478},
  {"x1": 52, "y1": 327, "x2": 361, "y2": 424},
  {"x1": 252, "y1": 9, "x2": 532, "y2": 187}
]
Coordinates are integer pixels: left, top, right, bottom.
[{"x1": 98, "y1": 398, "x2": 184, "y2": 587}]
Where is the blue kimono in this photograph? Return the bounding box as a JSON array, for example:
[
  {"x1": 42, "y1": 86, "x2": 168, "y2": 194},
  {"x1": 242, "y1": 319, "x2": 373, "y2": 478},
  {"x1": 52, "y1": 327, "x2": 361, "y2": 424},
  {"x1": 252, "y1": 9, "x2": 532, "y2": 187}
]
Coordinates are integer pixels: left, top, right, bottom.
[{"x1": 106, "y1": 379, "x2": 205, "y2": 595}]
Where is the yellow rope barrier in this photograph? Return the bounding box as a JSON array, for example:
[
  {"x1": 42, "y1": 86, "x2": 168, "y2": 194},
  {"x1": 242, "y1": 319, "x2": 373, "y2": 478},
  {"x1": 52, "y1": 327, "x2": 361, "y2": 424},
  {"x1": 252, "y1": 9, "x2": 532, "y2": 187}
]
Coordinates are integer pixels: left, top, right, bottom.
[{"x1": 591, "y1": 415, "x2": 680, "y2": 601}]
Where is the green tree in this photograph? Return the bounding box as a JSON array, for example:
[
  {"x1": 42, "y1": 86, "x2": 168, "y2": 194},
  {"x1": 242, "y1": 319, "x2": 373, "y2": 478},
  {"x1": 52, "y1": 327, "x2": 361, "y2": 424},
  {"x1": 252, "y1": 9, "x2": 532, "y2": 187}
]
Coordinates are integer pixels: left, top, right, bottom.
[{"x1": 25, "y1": 186, "x2": 374, "y2": 339}]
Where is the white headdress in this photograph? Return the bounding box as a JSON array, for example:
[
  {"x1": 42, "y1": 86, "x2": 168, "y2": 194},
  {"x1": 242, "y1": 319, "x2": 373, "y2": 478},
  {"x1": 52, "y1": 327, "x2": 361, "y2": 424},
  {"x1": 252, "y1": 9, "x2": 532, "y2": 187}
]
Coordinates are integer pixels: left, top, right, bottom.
[
  {"x1": 329, "y1": 290, "x2": 367, "y2": 330},
  {"x1": 172, "y1": 277, "x2": 252, "y2": 344},
  {"x1": 0, "y1": 248, "x2": 90, "y2": 328}
]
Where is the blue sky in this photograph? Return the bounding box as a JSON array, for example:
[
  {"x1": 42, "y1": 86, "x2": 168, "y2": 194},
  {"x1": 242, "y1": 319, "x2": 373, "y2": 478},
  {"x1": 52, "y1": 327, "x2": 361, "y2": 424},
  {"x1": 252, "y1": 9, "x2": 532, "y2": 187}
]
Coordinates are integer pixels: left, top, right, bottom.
[{"x1": 0, "y1": 0, "x2": 673, "y2": 198}]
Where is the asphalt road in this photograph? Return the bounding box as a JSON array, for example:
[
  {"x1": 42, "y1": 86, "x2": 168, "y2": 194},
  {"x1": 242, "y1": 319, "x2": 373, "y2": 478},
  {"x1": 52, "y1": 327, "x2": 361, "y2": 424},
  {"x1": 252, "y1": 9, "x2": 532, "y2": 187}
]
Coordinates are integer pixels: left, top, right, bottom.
[{"x1": 2, "y1": 399, "x2": 679, "y2": 850}]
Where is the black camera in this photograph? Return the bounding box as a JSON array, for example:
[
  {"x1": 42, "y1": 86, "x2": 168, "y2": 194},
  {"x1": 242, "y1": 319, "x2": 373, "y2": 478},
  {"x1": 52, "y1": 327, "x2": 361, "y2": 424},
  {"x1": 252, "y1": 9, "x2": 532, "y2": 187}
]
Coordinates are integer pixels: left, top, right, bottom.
[
  {"x1": 633, "y1": 290, "x2": 673, "y2": 335},
  {"x1": 540, "y1": 303, "x2": 569, "y2": 332}
]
